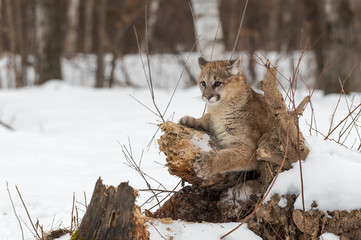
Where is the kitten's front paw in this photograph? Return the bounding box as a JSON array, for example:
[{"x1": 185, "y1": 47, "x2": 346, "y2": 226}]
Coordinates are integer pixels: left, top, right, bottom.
[
  {"x1": 179, "y1": 116, "x2": 198, "y2": 129},
  {"x1": 193, "y1": 151, "x2": 216, "y2": 180}
]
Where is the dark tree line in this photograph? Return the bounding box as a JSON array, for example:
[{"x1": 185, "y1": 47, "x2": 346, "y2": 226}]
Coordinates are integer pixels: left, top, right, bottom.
[{"x1": 0, "y1": 0, "x2": 360, "y2": 93}]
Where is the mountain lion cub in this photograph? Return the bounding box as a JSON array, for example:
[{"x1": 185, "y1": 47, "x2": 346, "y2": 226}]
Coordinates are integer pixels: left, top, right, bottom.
[{"x1": 179, "y1": 57, "x2": 274, "y2": 179}]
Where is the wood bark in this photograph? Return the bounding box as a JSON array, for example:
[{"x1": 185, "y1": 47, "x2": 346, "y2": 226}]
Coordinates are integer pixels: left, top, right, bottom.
[
  {"x1": 77, "y1": 178, "x2": 149, "y2": 240},
  {"x1": 307, "y1": 0, "x2": 361, "y2": 93},
  {"x1": 35, "y1": 0, "x2": 62, "y2": 85},
  {"x1": 158, "y1": 121, "x2": 249, "y2": 190},
  {"x1": 0, "y1": 0, "x2": 2, "y2": 53},
  {"x1": 156, "y1": 66, "x2": 309, "y2": 222},
  {"x1": 64, "y1": 0, "x2": 80, "y2": 56},
  {"x1": 95, "y1": 0, "x2": 107, "y2": 88},
  {"x1": 83, "y1": 0, "x2": 94, "y2": 53},
  {"x1": 158, "y1": 67, "x2": 309, "y2": 191},
  {"x1": 14, "y1": 0, "x2": 27, "y2": 87},
  {"x1": 5, "y1": 0, "x2": 18, "y2": 88}
]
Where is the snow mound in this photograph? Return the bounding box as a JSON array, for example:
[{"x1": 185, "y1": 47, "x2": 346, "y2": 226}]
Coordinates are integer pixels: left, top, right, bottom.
[{"x1": 266, "y1": 136, "x2": 361, "y2": 212}]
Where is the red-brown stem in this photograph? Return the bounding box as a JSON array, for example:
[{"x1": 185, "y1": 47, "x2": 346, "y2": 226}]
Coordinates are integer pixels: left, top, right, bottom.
[
  {"x1": 324, "y1": 103, "x2": 361, "y2": 140},
  {"x1": 327, "y1": 65, "x2": 356, "y2": 136}
]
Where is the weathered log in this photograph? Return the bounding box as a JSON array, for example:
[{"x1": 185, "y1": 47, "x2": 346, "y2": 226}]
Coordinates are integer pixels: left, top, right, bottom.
[
  {"x1": 155, "y1": 66, "x2": 310, "y2": 224},
  {"x1": 76, "y1": 178, "x2": 149, "y2": 240},
  {"x1": 256, "y1": 66, "x2": 310, "y2": 188},
  {"x1": 158, "y1": 121, "x2": 251, "y2": 190}
]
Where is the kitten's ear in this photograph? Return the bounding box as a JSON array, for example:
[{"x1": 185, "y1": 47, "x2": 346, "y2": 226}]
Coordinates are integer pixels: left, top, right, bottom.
[
  {"x1": 227, "y1": 57, "x2": 242, "y2": 75},
  {"x1": 198, "y1": 57, "x2": 208, "y2": 69}
]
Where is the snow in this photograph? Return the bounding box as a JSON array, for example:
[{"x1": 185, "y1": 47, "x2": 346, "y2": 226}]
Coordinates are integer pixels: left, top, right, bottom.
[
  {"x1": 147, "y1": 220, "x2": 261, "y2": 240},
  {"x1": 191, "y1": 133, "x2": 212, "y2": 151},
  {"x1": 278, "y1": 197, "x2": 288, "y2": 208},
  {"x1": 265, "y1": 136, "x2": 361, "y2": 212},
  {"x1": 0, "y1": 53, "x2": 360, "y2": 239},
  {"x1": 319, "y1": 232, "x2": 340, "y2": 240}
]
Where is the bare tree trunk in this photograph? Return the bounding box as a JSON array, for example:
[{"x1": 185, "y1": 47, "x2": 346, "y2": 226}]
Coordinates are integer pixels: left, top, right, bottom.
[
  {"x1": 64, "y1": 0, "x2": 80, "y2": 56},
  {"x1": 0, "y1": 0, "x2": 3, "y2": 53},
  {"x1": 5, "y1": 0, "x2": 18, "y2": 88},
  {"x1": 141, "y1": 0, "x2": 160, "y2": 51},
  {"x1": 84, "y1": 0, "x2": 94, "y2": 53},
  {"x1": 95, "y1": 0, "x2": 107, "y2": 88},
  {"x1": 317, "y1": 0, "x2": 360, "y2": 93},
  {"x1": 190, "y1": 0, "x2": 225, "y2": 60},
  {"x1": 14, "y1": 0, "x2": 27, "y2": 87},
  {"x1": 5, "y1": 0, "x2": 16, "y2": 53},
  {"x1": 35, "y1": 0, "x2": 62, "y2": 85}
]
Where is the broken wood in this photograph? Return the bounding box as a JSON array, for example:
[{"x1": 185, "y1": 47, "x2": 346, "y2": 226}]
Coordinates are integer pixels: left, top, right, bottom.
[
  {"x1": 158, "y1": 66, "x2": 309, "y2": 191},
  {"x1": 155, "y1": 66, "x2": 310, "y2": 225},
  {"x1": 256, "y1": 66, "x2": 309, "y2": 189},
  {"x1": 158, "y1": 121, "x2": 254, "y2": 190},
  {"x1": 76, "y1": 178, "x2": 149, "y2": 240}
]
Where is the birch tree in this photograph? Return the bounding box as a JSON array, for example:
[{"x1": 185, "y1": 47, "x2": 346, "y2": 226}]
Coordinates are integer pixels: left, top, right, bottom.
[
  {"x1": 190, "y1": 0, "x2": 225, "y2": 60},
  {"x1": 35, "y1": 0, "x2": 62, "y2": 85}
]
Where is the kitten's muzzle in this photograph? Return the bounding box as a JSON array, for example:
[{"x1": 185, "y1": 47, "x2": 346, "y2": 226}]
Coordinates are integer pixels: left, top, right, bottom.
[{"x1": 203, "y1": 94, "x2": 220, "y2": 104}]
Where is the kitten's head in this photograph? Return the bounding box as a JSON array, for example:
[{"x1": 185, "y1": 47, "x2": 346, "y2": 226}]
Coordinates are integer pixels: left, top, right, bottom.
[{"x1": 197, "y1": 57, "x2": 243, "y2": 106}]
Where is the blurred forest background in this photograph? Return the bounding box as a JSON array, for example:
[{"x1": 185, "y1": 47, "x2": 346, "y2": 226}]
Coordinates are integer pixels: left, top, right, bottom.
[{"x1": 0, "y1": 0, "x2": 360, "y2": 93}]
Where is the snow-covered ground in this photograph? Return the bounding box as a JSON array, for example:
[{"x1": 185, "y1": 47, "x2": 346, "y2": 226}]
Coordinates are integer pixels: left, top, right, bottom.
[{"x1": 0, "y1": 53, "x2": 360, "y2": 239}]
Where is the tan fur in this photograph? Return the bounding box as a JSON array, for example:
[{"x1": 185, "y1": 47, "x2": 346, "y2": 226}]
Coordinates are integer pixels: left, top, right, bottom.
[{"x1": 179, "y1": 57, "x2": 274, "y2": 179}]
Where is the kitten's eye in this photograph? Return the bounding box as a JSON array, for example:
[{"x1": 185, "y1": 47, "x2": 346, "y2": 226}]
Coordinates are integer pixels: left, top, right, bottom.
[
  {"x1": 213, "y1": 81, "x2": 222, "y2": 87},
  {"x1": 200, "y1": 81, "x2": 206, "y2": 87}
]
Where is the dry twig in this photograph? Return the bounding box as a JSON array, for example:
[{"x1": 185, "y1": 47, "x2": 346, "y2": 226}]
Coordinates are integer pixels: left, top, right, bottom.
[
  {"x1": 6, "y1": 181, "x2": 24, "y2": 240},
  {"x1": 15, "y1": 185, "x2": 42, "y2": 240}
]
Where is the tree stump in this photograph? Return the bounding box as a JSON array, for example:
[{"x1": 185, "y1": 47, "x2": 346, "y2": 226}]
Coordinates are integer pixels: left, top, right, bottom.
[
  {"x1": 76, "y1": 178, "x2": 149, "y2": 240},
  {"x1": 155, "y1": 66, "x2": 310, "y2": 223}
]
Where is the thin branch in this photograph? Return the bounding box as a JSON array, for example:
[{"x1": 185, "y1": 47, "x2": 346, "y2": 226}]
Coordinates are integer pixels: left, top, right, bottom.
[
  {"x1": 162, "y1": 39, "x2": 199, "y2": 118},
  {"x1": 306, "y1": 121, "x2": 349, "y2": 148},
  {"x1": 6, "y1": 181, "x2": 24, "y2": 240},
  {"x1": 0, "y1": 119, "x2": 15, "y2": 130},
  {"x1": 15, "y1": 185, "x2": 42, "y2": 240},
  {"x1": 188, "y1": 1, "x2": 202, "y2": 56},
  {"x1": 324, "y1": 103, "x2": 361, "y2": 140},
  {"x1": 134, "y1": 26, "x2": 165, "y2": 123},
  {"x1": 327, "y1": 68, "x2": 355, "y2": 136},
  {"x1": 84, "y1": 191, "x2": 88, "y2": 209},
  {"x1": 121, "y1": 140, "x2": 161, "y2": 205},
  {"x1": 138, "y1": 189, "x2": 178, "y2": 193},
  {"x1": 230, "y1": 0, "x2": 249, "y2": 60},
  {"x1": 147, "y1": 221, "x2": 167, "y2": 240},
  {"x1": 146, "y1": 180, "x2": 182, "y2": 212},
  {"x1": 211, "y1": 21, "x2": 222, "y2": 61},
  {"x1": 70, "y1": 192, "x2": 75, "y2": 235}
]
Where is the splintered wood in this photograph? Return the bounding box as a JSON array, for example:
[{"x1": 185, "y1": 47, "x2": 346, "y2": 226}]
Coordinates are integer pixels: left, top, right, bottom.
[
  {"x1": 77, "y1": 178, "x2": 149, "y2": 240},
  {"x1": 158, "y1": 67, "x2": 310, "y2": 191},
  {"x1": 256, "y1": 67, "x2": 309, "y2": 188},
  {"x1": 158, "y1": 121, "x2": 243, "y2": 189}
]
